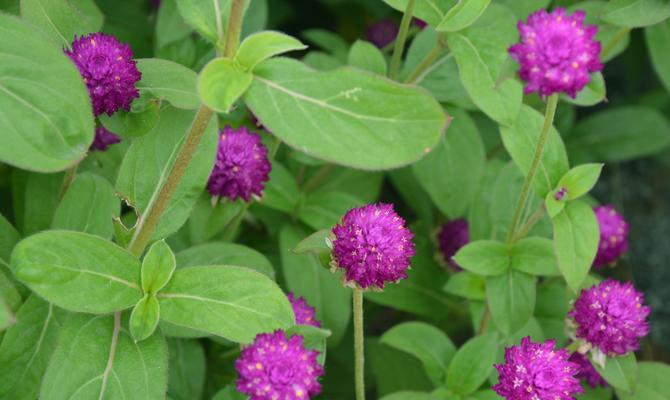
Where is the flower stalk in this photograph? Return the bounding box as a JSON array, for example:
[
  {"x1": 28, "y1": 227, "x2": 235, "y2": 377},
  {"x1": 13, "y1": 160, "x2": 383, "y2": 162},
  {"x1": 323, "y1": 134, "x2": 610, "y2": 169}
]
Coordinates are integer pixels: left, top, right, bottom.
[
  {"x1": 388, "y1": 0, "x2": 416, "y2": 80},
  {"x1": 353, "y1": 288, "x2": 366, "y2": 400}
]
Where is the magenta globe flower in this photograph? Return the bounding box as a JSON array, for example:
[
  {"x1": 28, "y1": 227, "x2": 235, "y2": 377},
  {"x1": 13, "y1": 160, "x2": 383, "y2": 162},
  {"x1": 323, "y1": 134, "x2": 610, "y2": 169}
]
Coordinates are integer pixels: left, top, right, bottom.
[
  {"x1": 65, "y1": 33, "x2": 141, "y2": 116},
  {"x1": 568, "y1": 352, "x2": 608, "y2": 388},
  {"x1": 90, "y1": 125, "x2": 120, "y2": 151},
  {"x1": 437, "y1": 219, "x2": 469, "y2": 270},
  {"x1": 569, "y1": 279, "x2": 650, "y2": 356},
  {"x1": 509, "y1": 8, "x2": 603, "y2": 98},
  {"x1": 236, "y1": 330, "x2": 323, "y2": 400},
  {"x1": 593, "y1": 205, "x2": 629, "y2": 268},
  {"x1": 207, "y1": 126, "x2": 271, "y2": 202},
  {"x1": 287, "y1": 292, "x2": 321, "y2": 328},
  {"x1": 366, "y1": 19, "x2": 398, "y2": 48},
  {"x1": 493, "y1": 337, "x2": 583, "y2": 400},
  {"x1": 331, "y1": 203, "x2": 415, "y2": 289}
]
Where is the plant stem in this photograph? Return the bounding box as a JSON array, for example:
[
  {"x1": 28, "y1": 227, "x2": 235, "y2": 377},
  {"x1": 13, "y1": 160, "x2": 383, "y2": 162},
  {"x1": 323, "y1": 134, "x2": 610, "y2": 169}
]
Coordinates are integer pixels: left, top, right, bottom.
[
  {"x1": 353, "y1": 288, "x2": 366, "y2": 400},
  {"x1": 213, "y1": 0, "x2": 224, "y2": 53},
  {"x1": 388, "y1": 0, "x2": 416, "y2": 80},
  {"x1": 601, "y1": 27, "x2": 629, "y2": 60},
  {"x1": 222, "y1": 202, "x2": 251, "y2": 242},
  {"x1": 223, "y1": 0, "x2": 246, "y2": 58},
  {"x1": 505, "y1": 93, "x2": 559, "y2": 245},
  {"x1": 512, "y1": 205, "x2": 546, "y2": 242},
  {"x1": 403, "y1": 35, "x2": 447, "y2": 84},
  {"x1": 128, "y1": 105, "x2": 214, "y2": 257},
  {"x1": 477, "y1": 306, "x2": 491, "y2": 335}
]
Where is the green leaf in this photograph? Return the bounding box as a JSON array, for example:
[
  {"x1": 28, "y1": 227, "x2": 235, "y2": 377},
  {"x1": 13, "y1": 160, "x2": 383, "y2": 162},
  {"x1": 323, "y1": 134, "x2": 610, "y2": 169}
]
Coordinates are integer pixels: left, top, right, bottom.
[
  {"x1": 552, "y1": 200, "x2": 599, "y2": 291},
  {"x1": 198, "y1": 58, "x2": 252, "y2": 113},
  {"x1": 486, "y1": 269, "x2": 536, "y2": 336},
  {"x1": 187, "y1": 195, "x2": 244, "y2": 244},
  {"x1": 40, "y1": 313, "x2": 168, "y2": 400},
  {"x1": 116, "y1": 106, "x2": 217, "y2": 240},
  {"x1": 563, "y1": 72, "x2": 606, "y2": 106},
  {"x1": 348, "y1": 40, "x2": 387, "y2": 75},
  {"x1": 12, "y1": 170, "x2": 63, "y2": 236},
  {"x1": 0, "y1": 298, "x2": 14, "y2": 331},
  {"x1": 176, "y1": 0, "x2": 232, "y2": 44},
  {"x1": 593, "y1": 353, "x2": 638, "y2": 393},
  {"x1": 279, "y1": 225, "x2": 351, "y2": 345},
  {"x1": 0, "y1": 296, "x2": 66, "y2": 400},
  {"x1": 565, "y1": 106, "x2": 670, "y2": 163},
  {"x1": 20, "y1": 0, "x2": 103, "y2": 47},
  {"x1": 510, "y1": 237, "x2": 560, "y2": 276},
  {"x1": 0, "y1": 14, "x2": 94, "y2": 172},
  {"x1": 568, "y1": 2, "x2": 631, "y2": 62},
  {"x1": 301, "y1": 29, "x2": 349, "y2": 61},
  {"x1": 167, "y1": 338, "x2": 206, "y2": 400},
  {"x1": 130, "y1": 295, "x2": 160, "y2": 342},
  {"x1": 245, "y1": 58, "x2": 447, "y2": 170},
  {"x1": 497, "y1": 0, "x2": 550, "y2": 19},
  {"x1": 157, "y1": 265, "x2": 294, "y2": 343},
  {"x1": 260, "y1": 160, "x2": 300, "y2": 213},
  {"x1": 447, "y1": 5, "x2": 522, "y2": 126},
  {"x1": 380, "y1": 392, "x2": 442, "y2": 400},
  {"x1": 500, "y1": 105, "x2": 570, "y2": 197},
  {"x1": 286, "y1": 324, "x2": 331, "y2": 365},
  {"x1": 447, "y1": 333, "x2": 498, "y2": 394},
  {"x1": 383, "y1": 0, "x2": 456, "y2": 27},
  {"x1": 213, "y1": 385, "x2": 247, "y2": 400},
  {"x1": 292, "y1": 229, "x2": 331, "y2": 255},
  {"x1": 11, "y1": 230, "x2": 142, "y2": 314},
  {"x1": 155, "y1": 0, "x2": 192, "y2": 49},
  {"x1": 453, "y1": 240, "x2": 509, "y2": 276},
  {"x1": 381, "y1": 322, "x2": 456, "y2": 384},
  {"x1": 413, "y1": 108, "x2": 485, "y2": 217},
  {"x1": 298, "y1": 191, "x2": 364, "y2": 230},
  {"x1": 136, "y1": 58, "x2": 200, "y2": 110},
  {"x1": 602, "y1": 0, "x2": 670, "y2": 28},
  {"x1": 236, "y1": 30, "x2": 307, "y2": 71},
  {"x1": 646, "y1": 20, "x2": 670, "y2": 93},
  {"x1": 617, "y1": 361, "x2": 670, "y2": 400},
  {"x1": 142, "y1": 240, "x2": 176, "y2": 294},
  {"x1": 369, "y1": 339, "x2": 435, "y2": 396},
  {"x1": 52, "y1": 173, "x2": 120, "y2": 239},
  {"x1": 99, "y1": 100, "x2": 161, "y2": 139},
  {"x1": 437, "y1": 0, "x2": 491, "y2": 32},
  {"x1": 0, "y1": 214, "x2": 20, "y2": 269},
  {"x1": 176, "y1": 242, "x2": 275, "y2": 279},
  {"x1": 555, "y1": 163, "x2": 604, "y2": 201},
  {"x1": 0, "y1": 270, "x2": 21, "y2": 313},
  {"x1": 443, "y1": 271, "x2": 486, "y2": 300}
]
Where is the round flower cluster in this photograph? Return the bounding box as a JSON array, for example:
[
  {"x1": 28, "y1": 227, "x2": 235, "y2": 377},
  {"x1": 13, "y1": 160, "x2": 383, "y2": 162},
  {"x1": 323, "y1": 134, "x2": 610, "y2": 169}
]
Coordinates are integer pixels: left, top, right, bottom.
[
  {"x1": 437, "y1": 219, "x2": 469, "y2": 270},
  {"x1": 90, "y1": 126, "x2": 121, "y2": 152},
  {"x1": 287, "y1": 292, "x2": 321, "y2": 328},
  {"x1": 331, "y1": 203, "x2": 415, "y2": 289},
  {"x1": 207, "y1": 126, "x2": 271, "y2": 202},
  {"x1": 493, "y1": 337, "x2": 583, "y2": 400},
  {"x1": 593, "y1": 205, "x2": 629, "y2": 268},
  {"x1": 509, "y1": 8, "x2": 603, "y2": 97},
  {"x1": 236, "y1": 330, "x2": 323, "y2": 400},
  {"x1": 65, "y1": 32, "x2": 141, "y2": 116},
  {"x1": 366, "y1": 19, "x2": 398, "y2": 48},
  {"x1": 569, "y1": 279, "x2": 650, "y2": 355},
  {"x1": 568, "y1": 352, "x2": 607, "y2": 388}
]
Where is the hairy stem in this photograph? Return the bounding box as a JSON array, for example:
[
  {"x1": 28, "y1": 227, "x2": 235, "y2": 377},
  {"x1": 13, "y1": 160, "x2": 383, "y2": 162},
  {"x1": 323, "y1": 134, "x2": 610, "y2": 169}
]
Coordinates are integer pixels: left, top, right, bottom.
[
  {"x1": 506, "y1": 93, "x2": 559, "y2": 245},
  {"x1": 223, "y1": 0, "x2": 246, "y2": 58},
  {"x1": 388, "y1": 0, "x2": 416, "y2": 80},
  {"x1": 404, "y1": 35, "x2": 447, "y2": 84},
  {"x1": 512, "y1": 205, "x2": 546, "y2": 242},
  {"x1": 353, "y1": 288, "x2": 366, "y2": 400}
]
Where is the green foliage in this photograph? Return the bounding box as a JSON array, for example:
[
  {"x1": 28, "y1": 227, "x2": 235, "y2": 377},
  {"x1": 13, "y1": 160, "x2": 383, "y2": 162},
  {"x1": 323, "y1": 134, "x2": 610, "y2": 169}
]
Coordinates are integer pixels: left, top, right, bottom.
[
  {"x1": 348, "y1": 40, "x2": 388, "y2": 75},
  {"x1": 437, "y1": 0, "x2": 491, "y2": 32},
  {"x1": 486, "y1": 270, "x2": 536, "y2": 336},
  {"x1": 593, "y1": 352, "x2": 638, "y2": 393},
  {"x1": 20, "y1": 0, "x2": 103, "y2": 47},
  {"x1": 446, "y1": 333, "x2": 498, "y2": 394},
  {"x1": 236, "y1": 30, "x2": 307, "y2": 71},
  {"x1": 198, "y1": 58, "x2": 252, "y2": 113},
  {"x1": 141, "y1": 240, "x2": 176, "y2": 295}
]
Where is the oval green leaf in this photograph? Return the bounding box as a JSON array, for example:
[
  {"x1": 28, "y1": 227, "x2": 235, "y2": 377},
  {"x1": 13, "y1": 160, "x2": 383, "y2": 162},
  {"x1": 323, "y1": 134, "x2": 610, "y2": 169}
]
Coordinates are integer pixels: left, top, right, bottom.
[
  {"x1": 236, "y1": 30, "x2": 307, "y2": 71},
  {"x1": 141, "y1": 240, "x2": 176, "y2": 294},
  {"x1": 453, "y1": 240, "x2": 509, "y2": 276},
  {"x1": 437, "y1": 0, "x2": 491, "y2": 32},
  {"x1": 130, "y1": 295, "x2": 160, "y2": 342},
  {"x1": 136, "y1": 58, "x2": 200, "y2": 109},
  {"x1": 486, "y1": 269, "x2": 536, "y2": 336},
  {"x1": 198, "y1": 58, "x2": 252, "y2": 113},
  {"x1": 446, "y1": 332, "x2": 498, "y2": 394}
]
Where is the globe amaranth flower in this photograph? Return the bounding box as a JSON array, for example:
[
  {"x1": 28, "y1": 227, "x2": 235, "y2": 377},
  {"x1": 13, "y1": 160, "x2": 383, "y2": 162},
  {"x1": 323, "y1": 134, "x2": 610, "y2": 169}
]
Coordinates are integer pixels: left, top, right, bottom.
[
  {"x1": 569, "y1": 279, "x2": 650, "y2": 356},
  {"x1": 331, "y1": 203, "x2": 415, "y2": 289},
  {"x1": 509, "y1": 8, "x2": 603, "y2": 98},
  {"x1": 207, "y1": 126, "x2": 271, "y2": 202},
  {"x1": 568, "y1": 352, "x2": 608, "y2": 388},
  {"x1": 493, "y1": 337, "x2": 583, "y2": 400},
  {"x1": 413, "y1": 18, "x2": 427, "y2": 30},
  {"x1": 593, "y1": 205, "x2": 629, "y2": 268},
  {"x1": 236, "y1": 330, "x2": 323, "y2": 400},
  {"x1": 90, "y1": 125, "x2": 121, "y2": 151},
  {"x1": 366, "y1": 19, "x2": 398, "y2": 48},
  {"x1": 437, "y1": 219, "x2": 469, "y2": 270},
  {"x1": 287, "y1": 292, "x2": 321, "y2": 328},
  {"x1": 65, "y1": 33, "x2": 141, "y2": 116}
]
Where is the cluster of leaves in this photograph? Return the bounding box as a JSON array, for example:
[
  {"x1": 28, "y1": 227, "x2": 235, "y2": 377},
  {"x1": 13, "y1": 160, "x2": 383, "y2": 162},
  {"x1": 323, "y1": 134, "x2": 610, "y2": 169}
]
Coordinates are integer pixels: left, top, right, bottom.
[{"x1": 0, "y1": 0, "x2": 669, "y2": 399}]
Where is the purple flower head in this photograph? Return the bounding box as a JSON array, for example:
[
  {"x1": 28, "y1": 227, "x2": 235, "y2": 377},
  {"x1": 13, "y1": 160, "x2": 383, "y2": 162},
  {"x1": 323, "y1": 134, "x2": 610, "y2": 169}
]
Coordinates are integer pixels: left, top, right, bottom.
[
  {"x1": 493, "y1": 337, "x2": 583, "y2": 400},
  {"x1": 568, "y1": 352, "x2": 608, "y2": 388},
  {"x1": 207, "y1": 126, "x2": 271, "y2": 202},
  {"x1": 236, "y1": 330, "x2": 323, "y2": 400},
  {"x1": 65, "y1": 33, "x2": 141, "y2": 116},
  {"x1": 331, "y1": 203, "x2": 415, "y2": 289},
  {"x1": 555, "y1": 187, "x2": 568, "y2": 201},
  {"x1": 509, "y1": 8, "x2": 603, "y2": 98},
  {"x1": 437, "y1": 219, "x2": 469, "y2": 270},
  {"x1": 90, "y1": 125, "x2": 121, "y2": 151},
  {"x1": 569, "y1": 279, "x2": 650, "y2": 356},
  {"x1": 287, "y1": 292, "x2": 321, "y2": 328},
  {"x1": 366, "y1": 18, "x2": 399, "y2": 48},
  {"x1": 413, "y1": 18, "x2": 428, "y2": 30},
  {"x1": 593, "y1": 205, "x2": 629, "y2": 268}
]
